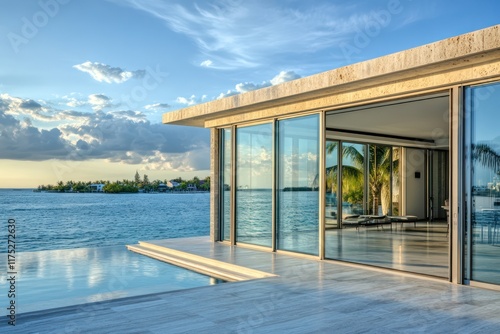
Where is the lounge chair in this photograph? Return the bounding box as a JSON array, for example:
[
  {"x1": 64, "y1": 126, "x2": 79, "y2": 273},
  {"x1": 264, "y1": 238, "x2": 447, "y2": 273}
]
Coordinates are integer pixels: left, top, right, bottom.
[
  {"x1": 341, "y1": 215, "x2": 369, "y2": 229},
  {"x1": 359, "y1": 215, "x2": 392, "y2": 231},
  {"x1": 387, "y1": 216, "x2": 418, "y2": 230}
]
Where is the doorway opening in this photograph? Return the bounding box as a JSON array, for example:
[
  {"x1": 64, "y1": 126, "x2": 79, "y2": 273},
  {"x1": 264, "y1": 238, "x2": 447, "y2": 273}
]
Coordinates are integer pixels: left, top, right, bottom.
[{"x1": 324, "y1": 93, "x2": 450, "y2": 278}]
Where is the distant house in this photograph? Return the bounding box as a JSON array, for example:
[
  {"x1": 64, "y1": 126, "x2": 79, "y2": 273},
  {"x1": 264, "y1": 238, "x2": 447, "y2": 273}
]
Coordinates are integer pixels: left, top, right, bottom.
[
  {"x1": 167, "y1": 180, "x2": 180, "y2": 189},
  {"x1": 158, "y1": 183, "x2": 167, "y2": 192},
  {"x1": 187, "y1": 183, "x2": 197, "y2": 191},
  {"x1": 90, "y1": 184, "x2": 105, "y2": 192}
]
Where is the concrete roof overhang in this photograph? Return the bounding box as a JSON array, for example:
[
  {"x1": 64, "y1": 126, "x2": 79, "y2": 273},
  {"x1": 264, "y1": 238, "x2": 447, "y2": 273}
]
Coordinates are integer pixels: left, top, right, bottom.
[{"x1": 163, "y1": 25, "x2": 500, "y2": 128}]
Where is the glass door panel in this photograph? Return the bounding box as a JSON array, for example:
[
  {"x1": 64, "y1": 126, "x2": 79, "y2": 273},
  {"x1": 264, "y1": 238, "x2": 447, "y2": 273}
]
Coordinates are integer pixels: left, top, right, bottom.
[
  {"x1": 465, "y1": 82, "x2": 500, "y2": 285},
  {"x1": 235, "y1": 123, "x2": 273, "y2": 247},
  {"x1": 277, "y1": 115, "x2": 319, "y2": 255}
]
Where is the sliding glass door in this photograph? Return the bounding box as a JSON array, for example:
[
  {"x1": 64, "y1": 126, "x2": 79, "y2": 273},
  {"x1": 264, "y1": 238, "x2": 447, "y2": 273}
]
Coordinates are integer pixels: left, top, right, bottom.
[
  {"x1": 465, "y1": 81, "x2": 500, "y2": 285},
  {"x1": 277, "y1": 115, "x2": 319, "y2": 255},
  {"x1": 235, "y1": 123, "x2": 273, "y2": 247}
]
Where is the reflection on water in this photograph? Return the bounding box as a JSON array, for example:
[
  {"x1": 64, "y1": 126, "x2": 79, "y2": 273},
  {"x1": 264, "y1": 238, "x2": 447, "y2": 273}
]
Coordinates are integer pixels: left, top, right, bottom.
[
  {"x1": 234, "y1": 190, "x2": 319, "y2": 255},
  {"x1": 278, "y1": 191, "x2": 319, "y2": 255},
  {"x1": 237, "y1": 189, "x2": 272, "y2": 247},
  {"x1": 0, "y1": 245, "x2": 222, "y2": 315}
]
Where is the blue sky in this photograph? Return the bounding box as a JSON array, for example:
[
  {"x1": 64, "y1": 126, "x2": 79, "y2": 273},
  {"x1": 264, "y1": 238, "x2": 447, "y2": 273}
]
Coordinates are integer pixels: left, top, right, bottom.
[{"x1": 1, "y1": 0, "x2": 499, "y2": 187}]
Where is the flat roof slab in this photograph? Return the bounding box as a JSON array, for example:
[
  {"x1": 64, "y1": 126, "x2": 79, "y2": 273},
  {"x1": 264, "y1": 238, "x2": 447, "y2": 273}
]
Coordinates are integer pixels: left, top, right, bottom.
[{"x1": 163, "y1": 25, "x2": 500, "y2": 128}]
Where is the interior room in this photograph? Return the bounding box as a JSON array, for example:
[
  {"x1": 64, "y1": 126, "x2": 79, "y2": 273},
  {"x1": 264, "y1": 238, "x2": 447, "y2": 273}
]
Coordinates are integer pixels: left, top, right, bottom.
[{"x1": 324, "y1": 93, "x2": 450, "y2": 278}]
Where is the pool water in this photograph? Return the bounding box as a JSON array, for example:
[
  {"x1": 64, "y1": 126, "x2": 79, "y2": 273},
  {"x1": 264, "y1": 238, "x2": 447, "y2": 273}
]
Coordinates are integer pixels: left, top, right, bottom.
[{"x1": 0, "y1": 245, "x2": 223, "y2": 315}]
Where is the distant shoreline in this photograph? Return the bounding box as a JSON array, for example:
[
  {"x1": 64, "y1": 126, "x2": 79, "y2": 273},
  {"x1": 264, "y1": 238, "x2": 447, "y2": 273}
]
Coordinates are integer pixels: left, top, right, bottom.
[
  {"x1": 0, "y1": 188, "x2": 209, "y2": 194},
  {"x1": 30, "y1": 189, "x2": 209, "y2": 194}
]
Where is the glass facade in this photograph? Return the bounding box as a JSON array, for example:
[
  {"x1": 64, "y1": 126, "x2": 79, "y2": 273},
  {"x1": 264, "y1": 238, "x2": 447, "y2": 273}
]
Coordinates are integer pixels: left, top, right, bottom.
[
  {"x1": 235, "y1": 123, "x2": 273, "y2": 247},
  {"x1": 325, "y1": 141, "x2": 449, "y2": 276},
  {"x1": 217, "y1": 88, "x2": 500, "y2": 284},
  {"x1": 220, "y1": 115, "x2": 320, "y2": 253},
  {"x1": 277, "y1": 115, "x2": 320, "y2": 255},
  {"x1": 323, "y1": 93, "x2": 450, "y2": 278},
  {"x1": 465, "y1": 82, "x2": 500, "y2": 285}
]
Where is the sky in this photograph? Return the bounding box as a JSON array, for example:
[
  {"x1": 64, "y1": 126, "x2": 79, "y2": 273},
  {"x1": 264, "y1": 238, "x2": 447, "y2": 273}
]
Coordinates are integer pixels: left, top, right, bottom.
[{"x1": 0, "y1": 0, "x2": 499, "y2": 188}]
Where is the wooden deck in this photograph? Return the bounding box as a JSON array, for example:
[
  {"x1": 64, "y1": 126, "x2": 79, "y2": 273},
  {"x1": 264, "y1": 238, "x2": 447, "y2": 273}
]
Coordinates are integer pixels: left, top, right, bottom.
[{"x1": 8, "y1": 236, "x2": 500, "y2": 333}]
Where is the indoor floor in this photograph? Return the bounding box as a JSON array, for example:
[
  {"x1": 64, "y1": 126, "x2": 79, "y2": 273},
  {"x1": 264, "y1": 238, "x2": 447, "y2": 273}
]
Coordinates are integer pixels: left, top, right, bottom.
[{"x1": 325, "y1": 221, "x2": 449, "y2": 277}]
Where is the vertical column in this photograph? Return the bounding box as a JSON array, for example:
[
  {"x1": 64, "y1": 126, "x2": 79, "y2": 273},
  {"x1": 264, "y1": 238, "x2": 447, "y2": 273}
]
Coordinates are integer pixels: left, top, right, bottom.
[
  {"x1": 272, "y1": 119, "x2": 277, "y2": 252},
  {"x1": 319, "y1": 111, "x2": 326, "y2": 259},
  {"x1": 210, "y1": 127, "x2": 220, "y2": 242},
  {"x1": 230, "y1": 125, "x2": 237, "y2": 246},
  {"x1": 450, "y1": 86, "x2": 463, "y2": 284}
]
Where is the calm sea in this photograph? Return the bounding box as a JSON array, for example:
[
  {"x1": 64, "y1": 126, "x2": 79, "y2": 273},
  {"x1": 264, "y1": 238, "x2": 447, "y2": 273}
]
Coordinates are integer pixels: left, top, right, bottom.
[{"x1": 0, "y1": 189, "x2": 210, "y2": 253}]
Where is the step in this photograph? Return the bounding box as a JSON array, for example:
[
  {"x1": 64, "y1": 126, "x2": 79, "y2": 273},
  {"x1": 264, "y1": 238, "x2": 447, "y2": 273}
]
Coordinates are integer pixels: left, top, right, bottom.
[{"x1": 126, "y1": 242, "x2": 276, "y2": 282}]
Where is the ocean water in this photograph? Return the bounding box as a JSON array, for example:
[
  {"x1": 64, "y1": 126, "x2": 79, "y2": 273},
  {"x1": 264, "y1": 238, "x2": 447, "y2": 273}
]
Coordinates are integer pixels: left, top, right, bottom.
[
  {"x1": 0, "y1": 189, "x2": 210, "y2": 252},
  {"x1": 0, "y1": 189, "x2": 213, "y2": 315},
  {"x1": 0, "y1": 245, "x2": 222, "y2": 315}
]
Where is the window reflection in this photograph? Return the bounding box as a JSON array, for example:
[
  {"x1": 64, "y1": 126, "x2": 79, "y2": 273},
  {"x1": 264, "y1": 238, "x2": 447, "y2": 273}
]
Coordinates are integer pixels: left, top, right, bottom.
[
  {"x1": 277, "y1": 115, "x2": 319, "y2": 255},
  {"x1": 467, "y1": 82, "x2": 500, "y2": 285},
  {"x1": 236, "y1": 123, "x2": 273, "y2": 247}
]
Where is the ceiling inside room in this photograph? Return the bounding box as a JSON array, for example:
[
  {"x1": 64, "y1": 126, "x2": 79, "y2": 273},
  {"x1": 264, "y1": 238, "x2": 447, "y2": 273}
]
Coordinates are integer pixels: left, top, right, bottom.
[{"x1": 326, "y1": 94, "x2": 450, "y2": 148}]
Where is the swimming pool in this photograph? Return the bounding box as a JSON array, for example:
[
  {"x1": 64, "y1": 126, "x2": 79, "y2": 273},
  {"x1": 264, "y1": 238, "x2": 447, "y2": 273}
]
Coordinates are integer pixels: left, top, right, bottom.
[{"x1": 0, "y1": 245, "x2": 223, "y2": 315}]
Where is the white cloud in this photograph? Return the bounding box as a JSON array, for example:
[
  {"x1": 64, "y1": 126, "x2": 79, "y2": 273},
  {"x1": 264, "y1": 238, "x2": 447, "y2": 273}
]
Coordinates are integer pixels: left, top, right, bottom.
[
  {"x1": 0, "y1": 93, "x2": 210, "y2": 171},
  {"x1": 270, "y1": 70, "x2": 301, "y2": 85},
  {"x1": 112, "y1": 0, "x2": 400, "y2": 69},
  {"x1": 66, "y1": 97, "x2": 87, "y2": 108},
  {"x1": 88, "y1": 94, "x2": 113, "y2": 111},
  {"x1": 200, "y1": 59, "x2": 213, "y2": 67},
  {"x1": 218, "y1": 70, "x2": 301, "y2": 99},
  {"x1": 73, "y1": 61, "x2": 146, "y2": 84},
  {"x1": 60, "y1": 93, "x2": 87, "y2": 108},
  {"x1": 176, "y1": 94, "x2": 207, "y2": 106},
  {"x1": 144, "y1": 103, "x2": 171, "y2": 111},
  {"x1": 0, "y1": 93, "x2": 55, "y2": 122}
]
